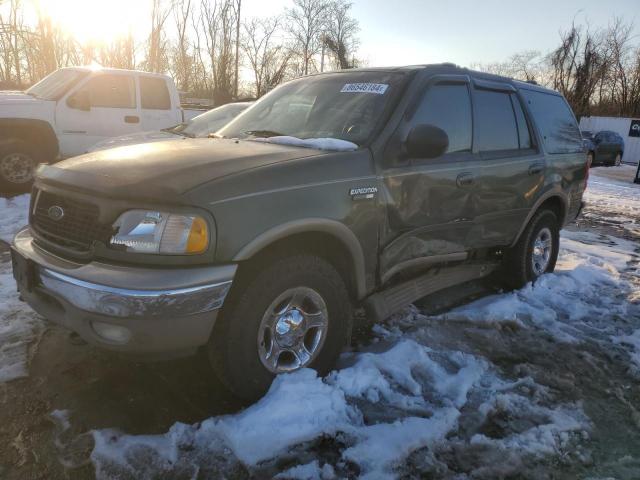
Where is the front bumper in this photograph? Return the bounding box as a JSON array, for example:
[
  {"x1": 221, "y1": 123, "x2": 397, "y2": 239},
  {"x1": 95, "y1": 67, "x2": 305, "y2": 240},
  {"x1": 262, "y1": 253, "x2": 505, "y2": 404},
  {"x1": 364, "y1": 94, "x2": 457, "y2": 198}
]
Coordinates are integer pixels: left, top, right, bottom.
[{"x1": 11, "y1": 227, "x2": 236, "y2": 356}]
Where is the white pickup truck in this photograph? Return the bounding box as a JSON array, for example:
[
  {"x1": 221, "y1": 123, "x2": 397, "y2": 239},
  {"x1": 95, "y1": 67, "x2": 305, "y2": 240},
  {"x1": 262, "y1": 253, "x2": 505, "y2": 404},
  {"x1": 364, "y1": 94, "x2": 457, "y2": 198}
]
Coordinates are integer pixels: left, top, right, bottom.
[{"x1": 0, "y1": 66, "x2": 198, "y2": 192}]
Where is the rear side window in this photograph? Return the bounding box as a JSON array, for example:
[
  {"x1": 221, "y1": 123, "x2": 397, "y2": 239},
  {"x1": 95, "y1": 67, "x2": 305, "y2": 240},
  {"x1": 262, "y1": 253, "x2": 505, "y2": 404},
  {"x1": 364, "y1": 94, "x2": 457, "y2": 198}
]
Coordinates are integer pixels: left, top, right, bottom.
[
  {"x1": 412, "y1": 83, "x2": 472, "y2": 153},
  {"x1": 520, "y1": 90, "x2": 582, "y2": 154},
  {"x1": 86, "y1": 74, "x2": 135, "y2": 108},
  {"x1": 140, "y1": 76, "x2": 171, "y2": 110},
  {"x1": 474, "y1": 89, "x2": 519, "y2": 151}
]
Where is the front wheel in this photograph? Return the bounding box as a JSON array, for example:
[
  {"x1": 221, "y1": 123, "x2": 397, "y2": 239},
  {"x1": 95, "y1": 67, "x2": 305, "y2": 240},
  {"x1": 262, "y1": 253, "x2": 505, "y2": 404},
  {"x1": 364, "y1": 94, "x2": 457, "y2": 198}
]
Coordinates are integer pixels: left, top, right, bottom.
[
  {"x1": 502, "y1": 209, "x2": 560, "y2": 289},
  {"x1": 0, "y1": 140, "x2": 39, "y2": 194},
  {"x1": 208, "y1": 253, "x2": 352, "y2": 400}
]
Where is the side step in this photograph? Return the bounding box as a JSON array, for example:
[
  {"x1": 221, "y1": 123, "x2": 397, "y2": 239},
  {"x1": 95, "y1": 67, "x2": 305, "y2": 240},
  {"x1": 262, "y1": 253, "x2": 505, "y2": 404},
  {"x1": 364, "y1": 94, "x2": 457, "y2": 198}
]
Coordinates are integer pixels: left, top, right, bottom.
[{"x1": 363, "y1": 262, "x2": 499, "y2": 322}]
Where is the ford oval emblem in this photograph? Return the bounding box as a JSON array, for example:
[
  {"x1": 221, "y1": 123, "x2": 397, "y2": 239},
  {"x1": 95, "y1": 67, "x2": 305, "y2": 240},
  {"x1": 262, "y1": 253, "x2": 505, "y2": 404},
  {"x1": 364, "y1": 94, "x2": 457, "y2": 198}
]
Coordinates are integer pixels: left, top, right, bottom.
[{"x1": 47, "y1": 205, "x2": 65, "y2": 221}]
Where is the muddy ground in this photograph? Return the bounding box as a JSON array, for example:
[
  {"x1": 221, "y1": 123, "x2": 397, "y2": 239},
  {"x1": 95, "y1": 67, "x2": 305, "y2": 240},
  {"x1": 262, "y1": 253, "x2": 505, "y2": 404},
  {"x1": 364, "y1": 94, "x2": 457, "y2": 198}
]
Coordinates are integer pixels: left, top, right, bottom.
[{"x1": 0, "y1": 165, "x2": 639, "y2": 479}]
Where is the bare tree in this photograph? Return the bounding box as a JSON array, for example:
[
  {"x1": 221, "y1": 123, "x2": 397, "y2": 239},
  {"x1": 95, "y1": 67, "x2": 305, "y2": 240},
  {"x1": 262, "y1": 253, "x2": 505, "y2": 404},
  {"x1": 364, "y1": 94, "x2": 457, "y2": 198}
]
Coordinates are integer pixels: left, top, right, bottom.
[
  {"x1": 173, "y1": 0, "x2": 193, "y2": 91},
  {"x1": 242, "y1": 16, "x2": 290, "y2": 96},
  {"x1": 286, "y1": 0, "x2": 330, "y2": 76},
  {"x1": 146, "y1": 0, "x2": 171, "y2": 73},
  {"x1": 549, "y1": 23, "x2": 610, "y2": 117},
  {"x1": 323, "y1": 0, "x2": 359, "y2": 70}
]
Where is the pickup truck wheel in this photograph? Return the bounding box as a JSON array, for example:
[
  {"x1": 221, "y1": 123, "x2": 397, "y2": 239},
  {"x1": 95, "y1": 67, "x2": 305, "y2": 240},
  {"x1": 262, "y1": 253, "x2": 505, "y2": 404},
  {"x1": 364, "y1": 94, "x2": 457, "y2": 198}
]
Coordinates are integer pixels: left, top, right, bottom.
[
  {"x1": 0, "y1": 140, "x2": 38, "y2": 193},
  {"x1": 502, "y1": 209, "x2": 559, "y2": 289},
  {"x1": 209, "y1": 254, "x2": 352, "y2": 400}
]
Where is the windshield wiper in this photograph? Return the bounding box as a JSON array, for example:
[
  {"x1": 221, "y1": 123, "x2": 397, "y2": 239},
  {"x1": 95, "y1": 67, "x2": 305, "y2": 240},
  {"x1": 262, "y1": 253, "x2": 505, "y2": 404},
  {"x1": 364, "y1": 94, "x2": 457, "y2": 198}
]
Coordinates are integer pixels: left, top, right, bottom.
[{"x1": 244, "y1": 130, "x2": 285, "y2": 138}]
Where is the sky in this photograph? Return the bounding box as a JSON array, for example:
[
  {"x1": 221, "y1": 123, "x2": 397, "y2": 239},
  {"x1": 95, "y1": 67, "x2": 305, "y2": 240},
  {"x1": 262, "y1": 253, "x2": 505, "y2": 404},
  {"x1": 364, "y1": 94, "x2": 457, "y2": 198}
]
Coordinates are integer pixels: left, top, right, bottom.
[
  {"x1": 12, "y1": 0, "x2": 640, "y2": 69},
  {"x1": 244, "y1": 0, "x2": 639, "y2": 67}
]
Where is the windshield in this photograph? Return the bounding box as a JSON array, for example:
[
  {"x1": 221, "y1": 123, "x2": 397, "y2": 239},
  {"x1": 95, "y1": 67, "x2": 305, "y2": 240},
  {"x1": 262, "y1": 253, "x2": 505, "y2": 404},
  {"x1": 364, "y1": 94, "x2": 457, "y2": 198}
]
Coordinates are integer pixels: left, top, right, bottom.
[
  {"x1": 172, "y1": 103, "x2": 251, "y2": 138},
  {"x1": 26, "y1": 69, "x2": 89, "y2": 101},
  {"x1": 217, "y1": 71, "x2": 406, "y2": 146}
]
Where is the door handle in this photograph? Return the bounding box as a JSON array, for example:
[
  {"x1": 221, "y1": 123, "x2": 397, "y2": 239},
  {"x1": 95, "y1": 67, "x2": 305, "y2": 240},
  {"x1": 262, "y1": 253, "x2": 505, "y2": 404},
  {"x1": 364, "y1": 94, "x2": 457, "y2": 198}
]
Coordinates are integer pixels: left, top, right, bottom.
[
  {"x1": 528, "y1": 162, "x2": 544, "y2": 175},
  {"x1": 456, "y1": 172, "x2": 475, "y2": 188},
  {"x1": 124, "y1": 115, "x2": 140, "y2": 124}
]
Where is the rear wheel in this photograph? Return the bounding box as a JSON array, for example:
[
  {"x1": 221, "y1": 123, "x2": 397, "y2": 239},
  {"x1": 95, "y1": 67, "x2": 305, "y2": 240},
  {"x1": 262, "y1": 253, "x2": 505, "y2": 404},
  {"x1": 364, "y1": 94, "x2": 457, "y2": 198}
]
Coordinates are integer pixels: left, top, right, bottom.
[
  {"x1": 613, "y1": 152, "x2": 622, "y2": 166},
  {"x1": 208, "y1": 253, "x2": 352, "y2": 400},
  {"x1": 502, "y1": 209, "x2": 560, "y2": 289},
  {"x1": 0, "y1": 140, "x2": 39, "y2": 193}
]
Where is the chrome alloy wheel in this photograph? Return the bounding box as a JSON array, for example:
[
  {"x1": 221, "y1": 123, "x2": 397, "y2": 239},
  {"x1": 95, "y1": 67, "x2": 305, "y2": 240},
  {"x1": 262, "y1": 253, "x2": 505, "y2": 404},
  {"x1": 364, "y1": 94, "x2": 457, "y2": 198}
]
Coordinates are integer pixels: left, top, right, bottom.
[
  {"x1": 531, "y1": 227, "x2": 553, "y2": 276},
  {"x1": 257, "y1": 286, "x2": 329, "y2": 374},
  {"x1": 0, "y1": 153, "x2": 35, "y2": 184}
]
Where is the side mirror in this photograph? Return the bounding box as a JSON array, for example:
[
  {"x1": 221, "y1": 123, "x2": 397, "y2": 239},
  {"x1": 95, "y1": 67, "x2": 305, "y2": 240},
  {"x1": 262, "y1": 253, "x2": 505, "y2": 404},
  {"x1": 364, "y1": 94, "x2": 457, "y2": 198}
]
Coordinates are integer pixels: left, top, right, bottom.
[
  {"x1": 405, "y1": 124, "x2": 449, "y2": 159},
  {"x1": 67, "y1": 90, "x2": 90, "y2": 111}
]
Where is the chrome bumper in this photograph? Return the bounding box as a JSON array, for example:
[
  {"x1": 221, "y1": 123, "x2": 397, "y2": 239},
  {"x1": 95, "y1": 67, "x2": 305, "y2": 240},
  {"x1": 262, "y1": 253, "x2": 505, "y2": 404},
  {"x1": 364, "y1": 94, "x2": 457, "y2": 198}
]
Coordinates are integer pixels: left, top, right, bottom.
[
  {"x1": 11, "y1": 227, "x2": 236, "y2": 355},
  {"x1": 39, "y1": 267, "x2": 231, "y2": 318}
]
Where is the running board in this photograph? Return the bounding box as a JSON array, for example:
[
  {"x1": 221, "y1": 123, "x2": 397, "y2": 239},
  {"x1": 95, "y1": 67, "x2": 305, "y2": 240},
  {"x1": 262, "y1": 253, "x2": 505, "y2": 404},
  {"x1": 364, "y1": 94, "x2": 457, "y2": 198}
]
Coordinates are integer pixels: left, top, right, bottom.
[{"x1": 363, "y1": 262, "x2": 499, "y2": 322}]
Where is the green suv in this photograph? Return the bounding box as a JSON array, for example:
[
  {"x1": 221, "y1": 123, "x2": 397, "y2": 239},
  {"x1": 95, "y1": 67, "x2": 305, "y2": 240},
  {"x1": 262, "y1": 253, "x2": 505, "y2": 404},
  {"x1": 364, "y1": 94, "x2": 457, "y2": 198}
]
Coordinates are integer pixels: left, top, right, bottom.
[{"x1": 11, "y1": 64, "x2": 587, "y2": 399}]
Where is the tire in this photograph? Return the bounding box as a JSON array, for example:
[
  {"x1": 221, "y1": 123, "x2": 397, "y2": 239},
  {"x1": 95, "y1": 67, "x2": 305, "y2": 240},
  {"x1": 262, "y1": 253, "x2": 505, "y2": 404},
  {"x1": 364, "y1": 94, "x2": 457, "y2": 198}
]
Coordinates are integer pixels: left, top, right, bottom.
[
  {"x1": 208, "y1": 253, "x2": 352, "y2": 400},
  {"x1": 502, "y1": 209, "x2": 560, "y2": 290},
  {"x1": 613, "y1": 152, "x2": 622, "y2": 166},
  {"x1": 0, "y1": 139, "x2": 39, "y2": 194}
]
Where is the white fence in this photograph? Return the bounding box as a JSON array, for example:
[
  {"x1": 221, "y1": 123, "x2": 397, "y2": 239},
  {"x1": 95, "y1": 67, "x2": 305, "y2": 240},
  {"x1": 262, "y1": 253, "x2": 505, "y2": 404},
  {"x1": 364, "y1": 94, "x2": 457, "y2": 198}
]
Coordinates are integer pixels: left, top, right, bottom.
[{"x1": 579, "y1": 116, "x2": 640, "y2": 166}]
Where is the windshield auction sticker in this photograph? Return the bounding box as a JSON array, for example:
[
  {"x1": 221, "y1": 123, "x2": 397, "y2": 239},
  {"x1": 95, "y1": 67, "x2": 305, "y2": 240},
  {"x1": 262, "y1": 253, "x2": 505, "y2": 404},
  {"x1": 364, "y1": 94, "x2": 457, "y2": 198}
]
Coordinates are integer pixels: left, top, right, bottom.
[{"x1": 340, "y1": 83, "x2": 389, "y2": 95}]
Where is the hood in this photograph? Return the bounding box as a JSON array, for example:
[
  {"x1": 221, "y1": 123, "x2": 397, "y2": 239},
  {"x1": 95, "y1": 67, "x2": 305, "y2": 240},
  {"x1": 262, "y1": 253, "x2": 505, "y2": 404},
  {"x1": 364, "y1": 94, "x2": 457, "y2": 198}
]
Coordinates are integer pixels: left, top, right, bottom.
[
  {"x1": 0, "y1": 90, "x2": 46, "y2": 105},
  {"x1": 38, "y1": 138, "x2": 326, "y2": 201},
  {"x1": 89, "y1": 130, "x2": 182, "y2": 152}
]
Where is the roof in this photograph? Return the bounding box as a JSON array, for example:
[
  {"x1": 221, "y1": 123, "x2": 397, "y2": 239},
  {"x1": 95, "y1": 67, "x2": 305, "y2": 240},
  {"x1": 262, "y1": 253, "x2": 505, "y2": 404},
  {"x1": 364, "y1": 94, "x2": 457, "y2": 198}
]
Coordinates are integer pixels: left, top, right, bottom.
[
  {"x1": 59, "y1": 65, "x2": 171, "y2": 79},
  {"x1": 311, "y1": 63, "x2": 561, "y2": 96}
]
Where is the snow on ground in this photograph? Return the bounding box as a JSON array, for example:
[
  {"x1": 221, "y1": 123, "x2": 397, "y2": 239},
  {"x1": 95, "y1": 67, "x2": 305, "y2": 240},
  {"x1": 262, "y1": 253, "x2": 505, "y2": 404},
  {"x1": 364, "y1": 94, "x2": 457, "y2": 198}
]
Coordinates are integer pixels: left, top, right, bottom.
[
  {"x1": 0, "y1": 168, "x2": 638, "y2": 477},
  {"x1": 0, "y1": 193, "x2": 41, "y2": 383},
  {"x1": 0, "y1": 194, "x2": 29, "y2": 243},
  {"x1": 89, "y1": 169, "x2": 640, "y2": 479},
  {"x1": 0, "y1": 261, "x2": 43, "y2": 383}
]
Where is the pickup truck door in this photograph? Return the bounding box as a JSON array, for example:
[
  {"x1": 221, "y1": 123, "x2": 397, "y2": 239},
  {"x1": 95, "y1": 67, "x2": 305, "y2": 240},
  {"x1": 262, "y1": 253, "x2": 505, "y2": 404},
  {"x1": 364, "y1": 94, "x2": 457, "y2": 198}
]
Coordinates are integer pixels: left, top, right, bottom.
[
  {"x1": 379, "y1": 75, "x2": 482, "y2": 282},
  {"x1": 138, "y1": 76, "x2": 183, "y2": 131},
  {"x1": 56, "y1": 73, "x2": 142, "y2": 157},
  {"x1": 470, "y1": 81, "x2": 544, "y2": 247}
]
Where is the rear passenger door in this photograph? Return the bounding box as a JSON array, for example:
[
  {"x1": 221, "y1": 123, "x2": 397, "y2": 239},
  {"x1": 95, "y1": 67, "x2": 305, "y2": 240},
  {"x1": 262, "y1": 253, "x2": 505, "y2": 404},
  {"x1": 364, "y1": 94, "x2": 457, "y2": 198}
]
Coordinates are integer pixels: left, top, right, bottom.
[
  {"x1": 471, "y1": 80, "x2": 543, "y2": 247},
  {"x1": 139, "y1": 76, "x2": 182, "y2": 131},
  {"x1": 380, "y1": 75, "x2": 483, "y2": 281}
]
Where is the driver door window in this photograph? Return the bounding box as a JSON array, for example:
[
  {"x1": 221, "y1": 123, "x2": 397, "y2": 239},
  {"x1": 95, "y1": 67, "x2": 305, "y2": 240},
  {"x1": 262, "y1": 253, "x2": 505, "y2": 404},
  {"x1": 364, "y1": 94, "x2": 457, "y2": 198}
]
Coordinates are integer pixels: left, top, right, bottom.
[
  {"x1": 411, "y1": 84, "x2": 473, "y2": 154},
  {"x1": 56, "y1": 74, "x2": 141, "y2": 157}
]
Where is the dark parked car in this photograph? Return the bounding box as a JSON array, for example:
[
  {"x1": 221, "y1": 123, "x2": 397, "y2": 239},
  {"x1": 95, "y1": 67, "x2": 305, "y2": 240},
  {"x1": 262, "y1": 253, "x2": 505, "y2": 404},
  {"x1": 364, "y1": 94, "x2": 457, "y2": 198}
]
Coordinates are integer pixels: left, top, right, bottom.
[
  {"x1": 582, "y1": 129, "x2": 625, "y2": 167},
  {"x1": 11, "y1": 64, "x2": 587, "y2": 399}
]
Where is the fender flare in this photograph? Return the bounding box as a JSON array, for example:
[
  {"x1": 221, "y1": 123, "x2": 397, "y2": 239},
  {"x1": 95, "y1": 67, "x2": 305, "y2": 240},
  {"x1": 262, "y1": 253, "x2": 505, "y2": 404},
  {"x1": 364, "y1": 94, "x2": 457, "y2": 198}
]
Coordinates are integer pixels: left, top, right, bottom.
[
  {"x1": 510, "y1": 191, "x2": 568, "y2": 248},
  {"x1": 233, "y1": 218, "x2": 367, "y2": 299},
  {"x1": 0, "y1": 118, "x2": 59, "y2": 162}
]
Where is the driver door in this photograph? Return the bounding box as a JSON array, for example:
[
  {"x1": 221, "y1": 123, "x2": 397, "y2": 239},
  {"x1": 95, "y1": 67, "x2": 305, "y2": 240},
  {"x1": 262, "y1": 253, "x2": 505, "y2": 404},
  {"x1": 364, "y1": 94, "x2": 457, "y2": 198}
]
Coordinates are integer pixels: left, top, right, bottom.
[
  {"x1": 379, "y1": 75, "x2": 482, "y2": 281},
  {"x1": 56, "y1": 73, "x2": 142, "y2": 157}
]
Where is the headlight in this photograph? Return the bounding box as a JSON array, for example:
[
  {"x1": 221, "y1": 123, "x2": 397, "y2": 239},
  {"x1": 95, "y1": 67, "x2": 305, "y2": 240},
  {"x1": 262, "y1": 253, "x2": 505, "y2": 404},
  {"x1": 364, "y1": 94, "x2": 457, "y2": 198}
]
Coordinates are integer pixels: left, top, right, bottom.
[{"x1": 110, "y1": 210, "x2": 209, "y2": 255}]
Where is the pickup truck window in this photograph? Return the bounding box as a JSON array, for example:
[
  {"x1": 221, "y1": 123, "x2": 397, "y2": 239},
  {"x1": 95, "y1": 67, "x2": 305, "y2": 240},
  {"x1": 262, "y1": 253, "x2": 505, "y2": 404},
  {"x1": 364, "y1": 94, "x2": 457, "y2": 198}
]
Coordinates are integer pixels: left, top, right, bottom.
[
  {"x1": 140, "y1": 76, "x2": 171, "y2": 110},
  {"x1": 86, "y1": 74, "x2": 136, "y2": 109},
  {"x1": 475, "y1": 89, "x2": 519, "y2": 151},
  {"x1": 411, "y1": 83, "x2": 472, "y2": 153},
  {"x1": 217, "y1": 72, "x2": 405, "y2": 146},
  {"x1": 520, "y1": 90, "x2": 582, "y2": 154},
  {"x1": 26, "y1": 69, "x2": 88, "y2": 101}
]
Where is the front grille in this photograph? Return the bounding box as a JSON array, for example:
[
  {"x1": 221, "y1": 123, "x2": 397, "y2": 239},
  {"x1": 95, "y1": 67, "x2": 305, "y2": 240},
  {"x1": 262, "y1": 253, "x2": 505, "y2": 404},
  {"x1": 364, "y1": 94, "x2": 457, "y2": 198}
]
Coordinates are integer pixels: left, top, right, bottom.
[{"x1": 31, "y1": 189, "x2": 114, "y2": 253}]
